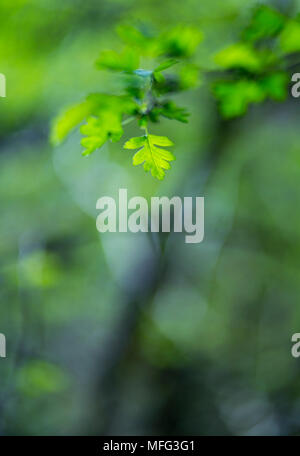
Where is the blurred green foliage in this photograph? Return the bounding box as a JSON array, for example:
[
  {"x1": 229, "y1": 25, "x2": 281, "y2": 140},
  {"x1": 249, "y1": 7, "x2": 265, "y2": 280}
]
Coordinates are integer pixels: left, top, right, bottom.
[
  {"x1": 51, "y1": 4, "x2": 300, "y2": 180},
  {"x1": 1, "y1": 0, "x2": 300, "y2": 437}
]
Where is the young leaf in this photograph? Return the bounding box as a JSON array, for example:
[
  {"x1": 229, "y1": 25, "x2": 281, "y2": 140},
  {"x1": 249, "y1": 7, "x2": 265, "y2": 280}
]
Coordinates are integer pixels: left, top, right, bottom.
[
  {"x1": 50, "y1": 99, "x2": 94, "y2": 145},
  {"x1": 214, "y1": 43, "x2": 262, "y2": 72},
  {"x1": 179, "y1": 64, "x2": 201, "y2": 90},
  {"x1": 159, "y1": 101, "x2": 189, "y2": 123},
  {"x1": 213, "y1": 80, "x2": 265, "y2": 118},
  {"x1": 80, "y1": 111, "x2": 123, "y2": 156},
  {"x1": 153, "y1": 59, "x2": 178, "y2": 85},
  {"x1": 150, "y1": 101, "x2": 189, "y2": 123},
  {"x1": 159, "y1": 26, "x2": 203, "y2": 58},
  {"x1": 124, "y1": 134, "x2": 175, "y2": 180},
  {"x1": 95, "y1": 48, "x2": 139, "y2": 72},
  {"x1": 259, "y1": 72, "x2": 288, "y2": 101},
  {"x1": 243, "y1": 5, "x2": 285, "y2": 42},
  {"x1": 279, "y1": 20, "x2": 300, "y2": 54},
  {"x1": 154, "y1": 59, "x2": 178, "y2": 72},
  {"x1": 117, "y1": 24, "x2": 158, "y2": 56}
]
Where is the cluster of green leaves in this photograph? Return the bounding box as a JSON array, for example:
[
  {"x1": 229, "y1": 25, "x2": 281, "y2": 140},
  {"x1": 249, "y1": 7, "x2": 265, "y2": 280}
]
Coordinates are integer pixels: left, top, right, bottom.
[
  {"x1": 51, "y1": 6, "x2": 299, "y2": 179},
  {"x1": 212, "y1": 5, "x2": 300, "y2": 118},
  {"x1": 51, "y1": 24, "x2": 202, "y2": 180}
]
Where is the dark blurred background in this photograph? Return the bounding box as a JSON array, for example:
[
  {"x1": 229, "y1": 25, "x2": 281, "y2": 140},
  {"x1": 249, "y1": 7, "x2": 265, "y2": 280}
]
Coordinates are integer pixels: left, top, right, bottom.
[{"x1": 1, "y1": 0, "x2": 300, "y2": 436}]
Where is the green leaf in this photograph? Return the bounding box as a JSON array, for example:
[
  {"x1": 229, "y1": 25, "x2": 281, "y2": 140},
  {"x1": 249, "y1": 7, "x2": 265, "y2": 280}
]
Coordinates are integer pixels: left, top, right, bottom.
[
  {"x1": 243, "y1": 5, "x2": 285, "y2": 42},
  {"x1": 153, "y1": 59, "x2": 178, "y2": 85},
  {"x1": 95, "y1": 48, "x2": 139, "y2": 72},
  {"x1": 124, "y1": 134, "x2": 175, "y2": 180},
  {"x1": 213, "y1": 79, "x2": 265, "y2": 118},
  {"x1": 214, "y1": 43, "x2": 262, "y2": 72},
  {"x1": 50, "y1": 99, "x2": 94, "y2": 145},
  {"x1": 179, "y1": 64, "x2": 201, "y2": 90},
  {"x1": 259, "y1": 72, "x2": 289, "y2": 101},
  {"x1": 155, "y1": 59, "x2": 178, "y2": 72},
  {"x1": 17, "y1": 361, "x2": 68, "y2": 397},
  {"x1": 279, "y1": 20, "x2": 300, "y2": 54},
  {"x1": 77, "y1": 94, "x2": 137, "y2": 155},
  {"x1": 117, "y1": 24, "x2": 158, "y2": 55},
  {"x1": 50, "y1": 93, "x2": 136, "y2": 147},
  {"x1": 80, "y1": 111, "x2": 123, "y2": 156},
  {"x1": 153, "y1": 71, "x2": 165, "y2": 84},
  {"x1": 159, "y1": 26, "x2": 203, "y2": 58},
  {"x1": 155, "y1": 101, "x2": 190, "y2": 123}
]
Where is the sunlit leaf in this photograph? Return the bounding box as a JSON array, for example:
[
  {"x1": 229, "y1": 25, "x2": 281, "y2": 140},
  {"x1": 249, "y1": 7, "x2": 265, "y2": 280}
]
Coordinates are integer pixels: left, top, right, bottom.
[
  {"x1": 159, "y1": 26, "x2": 203, "y2": 58},
  {"x1": 51, "y1": 99, "x2": 94, "y2": 145},
  {"x1": 214, "y1": 43, "x2": 262, "y2": 72},
  {"x1": 213, "y1": 79, "x2": 265, "y2": 118},
  {"x1": 279, "y1": 20, "x2": 300, "y2": 54},
  {"x1": 243, "y1": 5, "x2": 285, "y2": 42},
  {"x1": 80, "y1": 111, "x2": 123, "y2": 156},
  {"x1": 124, "y1": 134, "x2": 174, "y2": 180}
]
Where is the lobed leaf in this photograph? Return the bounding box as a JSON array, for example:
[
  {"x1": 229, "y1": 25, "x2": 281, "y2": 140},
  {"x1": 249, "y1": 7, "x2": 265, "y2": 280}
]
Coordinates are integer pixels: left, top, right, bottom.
[
  {"x1": 214, "y1": 43, "x2": 262, "y2": 72},
  {"x1": 50, "y1": 99, "x2": 94, "y2": 145},
  {"x1": 243, "y1": 5, "x2": 285, "y2": 42},
  {"x1": 279, "y1": 20, "x2": 300, "y2": 54},
  {"x1": 124, "y1": 134, "x2": 175, "y2": 180}
]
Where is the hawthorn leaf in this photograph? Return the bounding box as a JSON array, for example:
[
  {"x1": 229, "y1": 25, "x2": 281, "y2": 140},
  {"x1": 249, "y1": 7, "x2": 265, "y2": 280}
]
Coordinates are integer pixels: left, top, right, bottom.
[
  {"x1": 124, "y1": 134, "x2": 175, "y2": 180},
  {"x1": 80, "y1": 111, "x2": 123, "y2": 156},
  {"x1": 50, "y1": 99, "x2": 94, "y2": 145},
  {"x1": 213, "y1": 80, "x2": 265, "y2": 118}
]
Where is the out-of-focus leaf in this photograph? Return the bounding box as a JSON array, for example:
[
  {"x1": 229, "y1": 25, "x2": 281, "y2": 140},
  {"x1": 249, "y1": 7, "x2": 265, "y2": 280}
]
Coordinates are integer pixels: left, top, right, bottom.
[
  {"x1": 259, "y1": 72, "x2": 289, "y2": 101},
  {"x1": 153, "y1": 59, "x2": 178, "y2": 84},
  {"x1": 279, "y1": 20, "x2": 300, "y2": 54},
  {"x1": 159, "y1": 26, "x2": 203, "y2": 58},
  {"x1": 79, "y1": 94, "x2": 137, "y2": 155},
  {"x1": 153, "y1": 71, "x2": 165, "y2": 84},
  {"x1": 95, "y1": 48, "x2": 139, "y2": 72},
  {"x1": 124, "y1": 134, "x2": 174, "y2": 180},
  {"x1": 213, "y1": 79, "x2": 265, "y2": 118},
  {"x1": 214, "y1": 43, "x2": 262, "y2": 72},
  {"x1": 153, "y1": 101, "x2": 190, "y2": 123},
  {"x1": 179, "y1": 63, "x2": 201, "y2": 90},
  {"x1": 117, "y1": 24, "x2": 158, "y2": 55},
  {"x1": 20, "y1": 251, "x2": 61, "y2": 289},
  {"x1": 17, "y1": 361, "x2": 68, "y2": 397},
  {"x1": 243, "y1": 5, "x2": 285, "y2": 42},
  {"x1": 51, "y1": 99, "x2": 94, "y2": 145},
  {"x1": 80, "y1": 112, "x2": 123, "y2": 156},
  {"x1": 155, "y1": 59, "x2": 178, "y2": 72}
]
